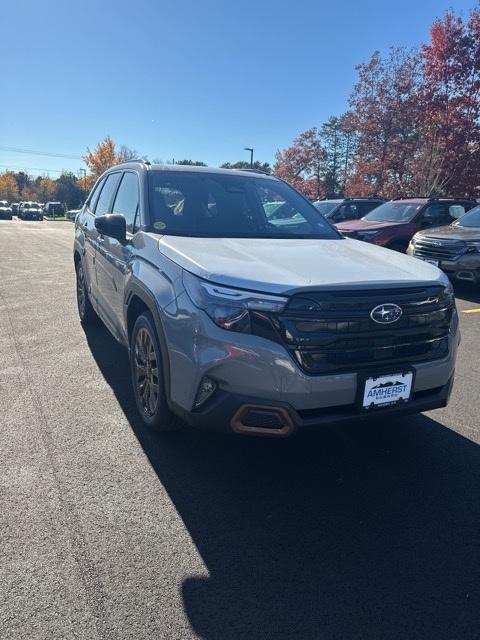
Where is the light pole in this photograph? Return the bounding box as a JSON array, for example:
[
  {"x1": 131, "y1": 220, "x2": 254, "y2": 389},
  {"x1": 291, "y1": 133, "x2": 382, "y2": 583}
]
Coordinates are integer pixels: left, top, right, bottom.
[{"x1": 244, "y1": 147, "x2": 254, "y2": 168}]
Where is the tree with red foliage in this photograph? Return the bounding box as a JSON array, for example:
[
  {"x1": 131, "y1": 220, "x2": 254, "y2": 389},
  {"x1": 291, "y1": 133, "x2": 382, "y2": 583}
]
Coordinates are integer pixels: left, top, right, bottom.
[
  {"x1": 346, "y1": 47, "x2": 422, "y2": 198},
  {"x1": 274, "y1": 128, "x2": 326, "y2": 200},
  {"x1": 418, "y1": 8, "x2": 480, "y2": 196}
]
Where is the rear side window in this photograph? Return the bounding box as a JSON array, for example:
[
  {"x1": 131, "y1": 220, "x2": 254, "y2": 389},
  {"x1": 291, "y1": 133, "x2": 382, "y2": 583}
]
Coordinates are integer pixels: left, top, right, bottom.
[
  {"x1": 88, "y1": 179, "x2": 104, "y2": 212},
  {"x1": 449, "y1": 204, "x2": 466, "y2": 219},
  {"x1": 112, "y1": 172, "x2": 140, "y2": 233},
  {"x1": 95, "y1": 173, "x2": 121, "y2": 216},
  {"x1": 421, "y1": 203, "x2": 453, "y2": 225},
  {"x1": 334, "y1": 203, "x2": 357, "y2": 221}
]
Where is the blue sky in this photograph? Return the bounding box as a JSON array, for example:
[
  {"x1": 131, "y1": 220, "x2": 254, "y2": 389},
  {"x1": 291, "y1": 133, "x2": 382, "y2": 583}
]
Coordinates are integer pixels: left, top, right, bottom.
[{"x1": 0, "y1": 0, "x2": 477, "y2": 177}]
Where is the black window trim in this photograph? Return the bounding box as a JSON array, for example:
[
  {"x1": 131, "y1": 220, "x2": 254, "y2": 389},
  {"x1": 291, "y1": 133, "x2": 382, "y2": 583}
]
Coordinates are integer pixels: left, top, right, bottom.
[
  {"x1": 87, "y1": 177, "x2": 105, "y2": 214},
  {"x1": 88, "y1": 171, "x2": 122, "y2": 216},
  {"x1": 112, "y1": 170, "x2": 141, "y2": 236}
]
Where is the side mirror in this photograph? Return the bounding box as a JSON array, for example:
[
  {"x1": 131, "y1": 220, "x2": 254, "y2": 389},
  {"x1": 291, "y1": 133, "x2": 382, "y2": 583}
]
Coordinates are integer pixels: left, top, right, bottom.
[{"x1": 95, "y1": 214, "x2": 126, "y2": 243}]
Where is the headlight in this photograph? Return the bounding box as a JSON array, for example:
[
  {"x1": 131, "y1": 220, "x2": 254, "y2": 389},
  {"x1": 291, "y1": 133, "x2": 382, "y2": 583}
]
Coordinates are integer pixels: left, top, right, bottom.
[
  {"x1": 357, "y1": 231, "x2": 380, "y2": 240},
  {"x1": 465, "y1": 241, "x2": 480, "y2": 252},
  {"x1": 442, "y1": 278, "x2": 455, "y2": 304},
  {"x1": 183, "y1": 271, "x2": 288, "y2": 333}
]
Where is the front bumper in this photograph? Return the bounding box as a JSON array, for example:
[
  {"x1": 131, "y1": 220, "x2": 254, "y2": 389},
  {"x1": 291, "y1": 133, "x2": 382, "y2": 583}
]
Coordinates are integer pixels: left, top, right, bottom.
[
  {"x1": 164, "y1": 292, "x2": 459, "y2": 436},
  {"x1": 174, "y1": 374, "x2": 455, "y2": 436}
]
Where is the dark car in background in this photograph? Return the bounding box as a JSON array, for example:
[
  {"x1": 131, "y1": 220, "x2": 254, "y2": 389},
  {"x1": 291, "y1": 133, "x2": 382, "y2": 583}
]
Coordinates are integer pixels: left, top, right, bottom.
[
  {"x1": 19, "y1": 201, "x2": 44, "y2": 220},
  {"x1": 313, "y1": 198, "x2": 385, "y2": 223},
  {"x1": 10, "y1": 202, "x2": 20, "y2": 215},
  {"x1": 336, "y1": 198, "x2": 477, "y2": 252},
  {"x1": 0, "y1": 200, "x2": 13, "y2": 220},
  {"x1": 44, "y1": 201, "x2": 65, "y2": 217},
  {"x1": 408, "y1": 204, "x2": 480, "y2": 284}
]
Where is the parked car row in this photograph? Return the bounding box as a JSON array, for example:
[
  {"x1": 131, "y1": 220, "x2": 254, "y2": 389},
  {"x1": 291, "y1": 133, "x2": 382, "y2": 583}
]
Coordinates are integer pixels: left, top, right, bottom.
[
  {"x1": 0, "y1": 200, "x2": 68, "y2": 221},
  {"x1": 313, "y1": 196, "x2": 480, "y2": 285}
]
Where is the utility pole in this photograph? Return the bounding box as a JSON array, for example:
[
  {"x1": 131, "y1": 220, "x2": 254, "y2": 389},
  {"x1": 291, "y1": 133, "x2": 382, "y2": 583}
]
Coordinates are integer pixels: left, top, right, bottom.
[
  {"x1": 79, "y1": 168, "x2": 87, "y2": 199},
  {"x1": 244, "y1": 147, "x2": 254, "y2": 168}
]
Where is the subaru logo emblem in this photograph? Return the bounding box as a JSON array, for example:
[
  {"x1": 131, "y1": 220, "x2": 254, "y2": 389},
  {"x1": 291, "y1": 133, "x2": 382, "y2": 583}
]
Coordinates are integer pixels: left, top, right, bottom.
[{"x1": 370, "y1": 303, "x2": 403, "y2": 324}]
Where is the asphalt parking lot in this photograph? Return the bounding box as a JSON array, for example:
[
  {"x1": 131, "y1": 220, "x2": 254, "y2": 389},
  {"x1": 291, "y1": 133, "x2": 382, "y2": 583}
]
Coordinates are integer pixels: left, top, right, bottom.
[{"x1": 1, "y1": 219, "x2": 479, "y2": 640}]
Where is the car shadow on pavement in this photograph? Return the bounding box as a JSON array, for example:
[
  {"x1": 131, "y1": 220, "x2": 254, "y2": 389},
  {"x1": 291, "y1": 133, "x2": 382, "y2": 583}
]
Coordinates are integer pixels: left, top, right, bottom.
[{"x1": 84, "y1": 322, "x2": 480, "y2": 640}]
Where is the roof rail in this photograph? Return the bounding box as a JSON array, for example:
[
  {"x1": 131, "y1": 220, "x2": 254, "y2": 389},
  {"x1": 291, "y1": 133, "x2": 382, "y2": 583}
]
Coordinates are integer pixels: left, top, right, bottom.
[{"x1": 118, "y1": 157, "x2": 151, "y2": 166}]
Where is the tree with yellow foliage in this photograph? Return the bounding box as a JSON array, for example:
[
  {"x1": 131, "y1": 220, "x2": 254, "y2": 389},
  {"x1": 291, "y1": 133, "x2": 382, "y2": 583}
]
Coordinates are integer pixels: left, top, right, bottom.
[
  {"x1": 35, "y1": 176, "x2": 56, "y2": 202},
  {"x1": 0, "y1": 172, "x2": 19, "y2": 201},
  {"x1": 83, "y1": 136, "x2": 126, "y2": 187}
]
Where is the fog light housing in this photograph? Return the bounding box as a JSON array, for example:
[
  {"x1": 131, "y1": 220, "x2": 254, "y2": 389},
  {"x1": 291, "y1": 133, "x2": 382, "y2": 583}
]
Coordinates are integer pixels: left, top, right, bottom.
[{"x1": 194, "y1": 377, "x2": 217, "y2": 408}]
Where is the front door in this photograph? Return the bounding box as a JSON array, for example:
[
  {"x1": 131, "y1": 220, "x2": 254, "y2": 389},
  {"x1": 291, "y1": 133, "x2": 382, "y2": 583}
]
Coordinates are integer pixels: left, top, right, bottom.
[
  {"x1": 91, "y1": 172, "x2": 122, "y2": 324},
  {"x1": 95, "y1": 171, "x2": 140, "y2": 338}
]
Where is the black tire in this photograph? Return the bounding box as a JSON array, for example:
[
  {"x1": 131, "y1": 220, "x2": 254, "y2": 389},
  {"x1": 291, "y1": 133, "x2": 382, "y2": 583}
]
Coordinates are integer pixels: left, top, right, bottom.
[
  {"x1": 130, "y1": 312, "x2": 180, "y2": 432},
  {"x1": 76, "y1": 261, "x2": 97, "y2": 325},
  {"x1": 389, "y1": 240, "x2": 408, "y2": 253}
]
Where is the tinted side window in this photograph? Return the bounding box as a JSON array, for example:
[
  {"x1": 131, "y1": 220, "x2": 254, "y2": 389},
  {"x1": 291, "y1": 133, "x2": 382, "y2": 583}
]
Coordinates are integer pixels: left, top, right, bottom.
[
  {"x1": 95, "y1": 173, "x2": 121, "y2": 216},
  {"x1": 334, "y1": 203, "x2": 357, "y2": 221},
  {"x1": 112, "y1": 172, "x2": 140, "y2": 233},
  {"x1": 358, "y1": 201, "x2": 380, "y2": 217},
  {"x1": 420, "y1": 203, "x2": 455, "y2": 227},
  {"x1": 88, "y1": 178, "x2": 105, "y2": 212}
]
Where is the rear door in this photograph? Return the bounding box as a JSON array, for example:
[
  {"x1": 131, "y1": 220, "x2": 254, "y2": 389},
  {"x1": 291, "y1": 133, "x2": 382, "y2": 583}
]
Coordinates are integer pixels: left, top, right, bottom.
[{"x1": 95, "y1": 171, "x2": 139, "y2": 337}]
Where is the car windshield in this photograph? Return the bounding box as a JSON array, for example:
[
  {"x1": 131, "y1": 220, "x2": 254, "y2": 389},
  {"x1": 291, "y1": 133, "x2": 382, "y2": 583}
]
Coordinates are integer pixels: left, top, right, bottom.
[
  {"x1": 147, "y1": 171, "x2": 340, "y2": 239},
  {"x1": 363, "y1": 201, "x2": 423, "y2": 222},
  {"x1": 453, "y1": 205, "x2": 480, "y2": 228},
  {"x1": 313, "y1": 201, "x2": 341, "y2": 216}
]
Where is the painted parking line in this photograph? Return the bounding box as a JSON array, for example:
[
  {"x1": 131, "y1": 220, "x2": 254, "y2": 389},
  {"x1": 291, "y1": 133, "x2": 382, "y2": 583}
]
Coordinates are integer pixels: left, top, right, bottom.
[{"x1": 462, "y1": 308, "x2": 480, "y2": 314}]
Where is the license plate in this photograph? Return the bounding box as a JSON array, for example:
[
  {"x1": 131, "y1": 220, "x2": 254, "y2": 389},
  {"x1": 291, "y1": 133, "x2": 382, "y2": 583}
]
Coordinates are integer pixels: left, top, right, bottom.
[
  {"x1": 416, "y1": 256, "x2": 439, "y2": 267},
  {"x1": 362, "y1": 372, "x2": 413, "y2": 409}
]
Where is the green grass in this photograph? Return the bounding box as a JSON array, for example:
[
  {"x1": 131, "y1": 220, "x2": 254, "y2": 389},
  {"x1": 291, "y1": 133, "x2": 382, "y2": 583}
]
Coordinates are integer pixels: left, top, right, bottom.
[{"x1": 44, "y1": 215, "x2": 70, "y2": 221}]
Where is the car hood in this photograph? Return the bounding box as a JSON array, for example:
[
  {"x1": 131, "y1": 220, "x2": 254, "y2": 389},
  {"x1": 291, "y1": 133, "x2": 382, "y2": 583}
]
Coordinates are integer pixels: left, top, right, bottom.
[
  {"x1": 158, "y1": 236, "x2": 445, "y2": 294},
  {"x1": 417, "y1": 224, "x2": 480, "y2": 241}
]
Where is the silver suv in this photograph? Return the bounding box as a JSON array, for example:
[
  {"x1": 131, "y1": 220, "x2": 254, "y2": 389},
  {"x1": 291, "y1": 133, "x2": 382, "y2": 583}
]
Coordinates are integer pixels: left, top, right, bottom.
[{"x1": 74, "y1": 161, "x2": 459, "y2": 437}]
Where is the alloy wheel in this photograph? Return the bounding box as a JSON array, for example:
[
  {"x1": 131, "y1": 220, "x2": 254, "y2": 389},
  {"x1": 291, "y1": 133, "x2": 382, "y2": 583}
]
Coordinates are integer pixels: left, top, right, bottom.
[
  {"x1": 76, "y1": 265, "x2": 86, "y2": 318},
  {"x1": 134, "y1": 327, "x2": 159, "y2": 417}
]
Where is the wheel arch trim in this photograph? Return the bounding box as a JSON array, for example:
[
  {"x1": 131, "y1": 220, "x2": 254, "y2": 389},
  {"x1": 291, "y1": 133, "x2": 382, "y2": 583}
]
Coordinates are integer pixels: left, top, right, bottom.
[{"x1": 124, "y1": 279, "x2": 172, "y2": 405}]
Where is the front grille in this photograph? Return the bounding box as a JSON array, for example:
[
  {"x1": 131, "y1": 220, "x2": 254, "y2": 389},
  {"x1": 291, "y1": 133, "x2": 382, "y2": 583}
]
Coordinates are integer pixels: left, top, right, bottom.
[
  {"x1": 266, "y1": 286, "x2": 453, "y2": 375},
  {"x1": 413, "y1": 238, "x2": 466, "y2": 261}
]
